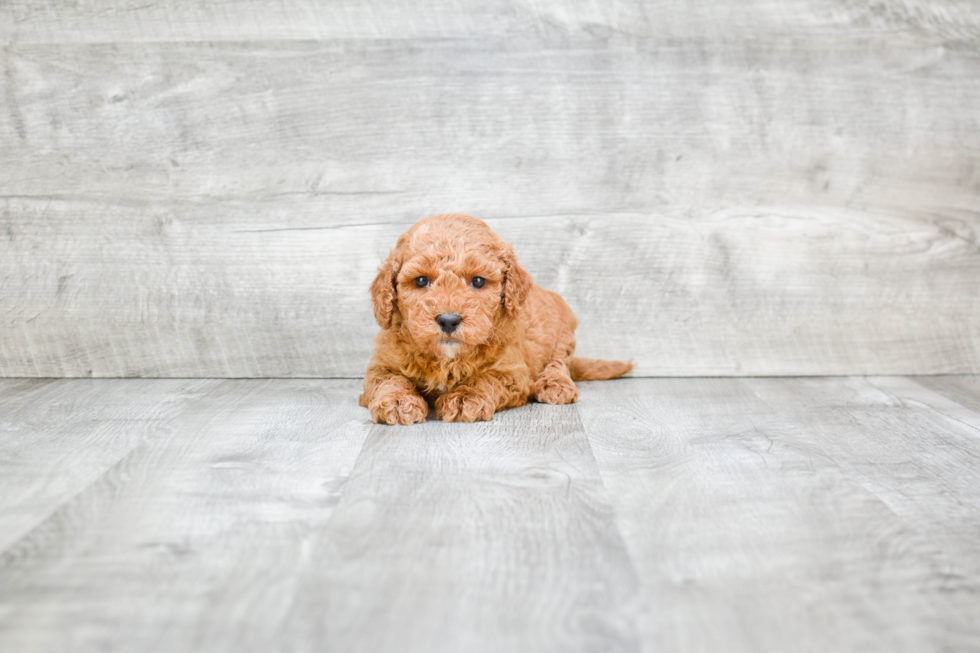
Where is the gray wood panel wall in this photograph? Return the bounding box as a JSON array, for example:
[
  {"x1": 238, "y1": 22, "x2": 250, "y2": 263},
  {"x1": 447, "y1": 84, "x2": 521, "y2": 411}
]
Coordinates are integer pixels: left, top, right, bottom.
[{"x1": 2, "y1": 1, "x2": 979, "y2": 377}]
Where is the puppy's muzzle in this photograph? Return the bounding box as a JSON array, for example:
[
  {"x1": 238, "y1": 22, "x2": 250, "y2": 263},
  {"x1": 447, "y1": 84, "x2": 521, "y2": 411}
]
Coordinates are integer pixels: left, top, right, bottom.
[{"x1": 436, "y1": 313, "x2": 463, "y2": 334}]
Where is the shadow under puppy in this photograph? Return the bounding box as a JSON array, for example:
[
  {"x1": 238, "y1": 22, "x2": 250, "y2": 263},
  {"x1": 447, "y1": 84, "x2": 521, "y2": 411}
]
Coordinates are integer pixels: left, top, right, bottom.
[{"x1": 360, "y1": 213, "x2": 632, "y2": 424}]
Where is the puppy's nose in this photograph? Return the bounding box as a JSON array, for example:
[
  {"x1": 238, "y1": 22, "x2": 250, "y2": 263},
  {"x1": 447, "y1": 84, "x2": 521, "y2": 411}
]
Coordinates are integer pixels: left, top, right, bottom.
[{"x1": 436, "y1": 313, "x2": 462, "y2": 334}]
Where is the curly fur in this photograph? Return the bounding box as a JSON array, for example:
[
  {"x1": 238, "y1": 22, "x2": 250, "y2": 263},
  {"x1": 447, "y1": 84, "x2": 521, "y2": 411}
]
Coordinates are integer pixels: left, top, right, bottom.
[{"x1": 360, "y1": 214, "x2": 633, "y2": 424}]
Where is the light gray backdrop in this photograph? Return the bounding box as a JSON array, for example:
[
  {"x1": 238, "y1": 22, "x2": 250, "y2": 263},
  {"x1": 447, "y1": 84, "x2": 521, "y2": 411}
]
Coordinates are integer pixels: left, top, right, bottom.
[{"x1": 2, "y1": 1, "x2": 978, "y2": 377}]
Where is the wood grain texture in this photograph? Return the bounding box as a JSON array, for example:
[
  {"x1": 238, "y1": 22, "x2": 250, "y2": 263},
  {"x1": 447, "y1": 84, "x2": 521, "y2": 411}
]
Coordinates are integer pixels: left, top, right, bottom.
[
  {"x1": 2, "y1": 14, "x2": 980, "y2": 377},
  {"x1": 0, "y1": 378, "x2": 218, "y2": 551},
  {"x1": 3, "y1": 38, "x2": 979, "y2": 206},
  {"x1": 911, "y1": 375, "x2": 980, "y2": 416},
  {"x1": 869, "y1": 375, "x2": 980, "y2": 436},
  {"x1": 2, "y1": 377, "x2": 979, "y2": 651},
  {"x1": 0, "y1": 381, "x2": 641, "y2": 653},
  {"x1": 578, "y1": 376, "x2": 980, "y2": 652},
  {"x1": 2, "y1": 0, "x2": 979, "y2": 43},
  {"x1": 2, "y1": 204, "x2": 978, "y2": 377},
  {"x1": 280, "y1": 404, "x2": 641, "y2": 653},
  {"x1": 0, "y1": 379, "x2": 371, "y2": 653}
]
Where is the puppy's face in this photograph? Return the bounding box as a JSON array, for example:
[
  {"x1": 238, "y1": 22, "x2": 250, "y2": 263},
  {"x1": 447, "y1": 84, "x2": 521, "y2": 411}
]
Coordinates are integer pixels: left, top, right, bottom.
[
  {"x1": 396, "y1": 246, "x2": 503, "y2": 358},
  {"x1": 371, "y1": 214, "x2": 532, "y2": 359}
]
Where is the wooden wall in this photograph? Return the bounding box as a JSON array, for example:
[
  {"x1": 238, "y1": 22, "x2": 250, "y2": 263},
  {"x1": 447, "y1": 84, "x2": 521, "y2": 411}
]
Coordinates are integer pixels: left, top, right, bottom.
[{"x1": 2, "y1": 1, "x2": 979, "y2": 377}]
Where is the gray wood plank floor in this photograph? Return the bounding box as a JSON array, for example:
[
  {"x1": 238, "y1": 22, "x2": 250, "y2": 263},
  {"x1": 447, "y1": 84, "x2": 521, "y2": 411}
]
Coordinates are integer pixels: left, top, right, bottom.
[{"x1": 1, "y1": 376, "x2": 979, "y2": 652}]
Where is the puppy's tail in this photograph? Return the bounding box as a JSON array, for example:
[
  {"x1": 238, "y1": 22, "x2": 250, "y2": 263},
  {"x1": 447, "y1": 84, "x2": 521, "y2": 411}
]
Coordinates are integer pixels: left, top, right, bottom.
[{"x1": 568, "y1": 357, "x2": 634, "y2": 382}]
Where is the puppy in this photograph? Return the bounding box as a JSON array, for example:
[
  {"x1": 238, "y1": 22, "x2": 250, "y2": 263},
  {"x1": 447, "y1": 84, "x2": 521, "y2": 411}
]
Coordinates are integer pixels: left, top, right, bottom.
[{"x1": 360, "y1": 214, "x2": 633, "y2": 424}]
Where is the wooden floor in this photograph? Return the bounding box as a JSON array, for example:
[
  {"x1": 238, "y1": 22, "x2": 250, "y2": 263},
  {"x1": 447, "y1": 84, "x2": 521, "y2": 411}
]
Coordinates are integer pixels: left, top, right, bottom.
[{"x1": 1, "y1": 376, "x2": 979, "y2": 652}]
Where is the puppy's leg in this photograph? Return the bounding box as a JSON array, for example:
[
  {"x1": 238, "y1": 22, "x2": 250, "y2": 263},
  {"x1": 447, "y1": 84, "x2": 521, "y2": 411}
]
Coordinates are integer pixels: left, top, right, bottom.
[
  {"x1": 435, "y1": 369, "x2": 531, "y2": 423},
  {"x1": 532, "y1": 317, "x2": 579, "y2": 405},
  {"x1": 361, "y1": 370, "x2": 428, "y2": 425},
  {"x1": 532, "y1": 359, "x2": 579, "y2": 404}
]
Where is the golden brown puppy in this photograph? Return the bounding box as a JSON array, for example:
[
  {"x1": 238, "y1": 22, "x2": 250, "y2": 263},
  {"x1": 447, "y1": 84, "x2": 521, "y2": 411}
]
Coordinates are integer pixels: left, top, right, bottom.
[{"x1": 360, "y1": 214, "x2": 632, "y2": 424}]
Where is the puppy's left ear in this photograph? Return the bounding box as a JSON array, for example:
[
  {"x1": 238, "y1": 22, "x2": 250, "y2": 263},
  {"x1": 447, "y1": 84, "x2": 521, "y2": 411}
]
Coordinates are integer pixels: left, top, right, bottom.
[
  {"x1": 370, "y1": 247, "x2": 402, "y2": 329},
  {"x1": 499, "y1": 243, "x2": 533, "y2": 316}
]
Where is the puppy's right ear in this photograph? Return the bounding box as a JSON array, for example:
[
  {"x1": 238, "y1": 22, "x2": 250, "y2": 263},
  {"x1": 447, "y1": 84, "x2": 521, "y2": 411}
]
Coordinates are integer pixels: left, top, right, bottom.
[{"x1": 370, "y1": 248, "x2": 402, "y2": 330}]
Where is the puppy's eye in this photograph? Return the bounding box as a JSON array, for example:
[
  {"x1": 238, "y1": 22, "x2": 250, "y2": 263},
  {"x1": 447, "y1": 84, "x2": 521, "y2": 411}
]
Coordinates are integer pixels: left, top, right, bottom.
[
  {"x1": 414, "y1": 276, "x2": 429, "y2": 288},
  {"x1": 471, "y1": 277, "x2": 486, "y2": 289}
]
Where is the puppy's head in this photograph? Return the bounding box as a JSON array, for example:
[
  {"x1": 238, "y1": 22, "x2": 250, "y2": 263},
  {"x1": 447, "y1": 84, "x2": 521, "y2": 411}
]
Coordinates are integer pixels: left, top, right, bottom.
[{"x1": 370, "y1": 214, "x2": 532, "y2": 358}]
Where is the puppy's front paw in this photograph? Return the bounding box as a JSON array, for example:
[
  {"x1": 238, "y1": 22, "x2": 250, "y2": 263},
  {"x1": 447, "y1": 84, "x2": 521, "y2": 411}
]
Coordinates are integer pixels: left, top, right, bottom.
[
  {"x1": 370, "y1": 391, "x2": 428, "y2": 425},
  {"x1": 435, "y1": 390, "x2": 496, "y2": 423},
  {"x1": 533, "y1": 372, "x2": 579, "y2": 405}
]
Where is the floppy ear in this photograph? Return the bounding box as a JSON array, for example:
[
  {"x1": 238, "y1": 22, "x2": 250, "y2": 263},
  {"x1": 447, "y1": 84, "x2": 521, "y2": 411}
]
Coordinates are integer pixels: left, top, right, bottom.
[
  {"x1": 370, "y1": 247, "x2": 402, "y2": 329},
  {"x1": 499, "y1": 243, "x2": 533, "y2": 316}
]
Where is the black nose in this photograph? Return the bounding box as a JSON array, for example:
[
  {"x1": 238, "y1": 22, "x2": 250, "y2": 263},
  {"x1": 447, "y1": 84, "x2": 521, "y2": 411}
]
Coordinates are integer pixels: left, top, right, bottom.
[{"x1": 436, "y1": 313, "x2": 462, "y2": 334}]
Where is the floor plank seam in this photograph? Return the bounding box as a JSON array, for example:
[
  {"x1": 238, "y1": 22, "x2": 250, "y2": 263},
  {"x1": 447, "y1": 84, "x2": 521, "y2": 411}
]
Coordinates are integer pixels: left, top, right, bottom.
[{"x1": 0, "y1": 379, "x2": 233, "y2": 558}]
